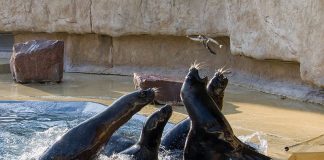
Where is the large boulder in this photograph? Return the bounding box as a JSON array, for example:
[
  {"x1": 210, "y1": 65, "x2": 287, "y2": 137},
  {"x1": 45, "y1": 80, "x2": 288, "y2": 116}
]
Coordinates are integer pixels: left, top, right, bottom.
[
  {"x1": 133, "y1": 73, "x2": 182, "y2": 105},
  {"x1": 10, "y1": 40, "x2": 64, "y2": 83}
]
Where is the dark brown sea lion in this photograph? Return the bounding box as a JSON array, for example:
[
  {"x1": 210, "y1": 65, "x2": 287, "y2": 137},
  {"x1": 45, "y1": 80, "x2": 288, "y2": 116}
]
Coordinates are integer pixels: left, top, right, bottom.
[
  {"x1": 120, "y1": 105, "x2": 172, "y2": 160},
  {"x1": 102, "y1": 134, "x2": 136, "y2": 156},
  {"x1": 161, "y1": 68, "x2": 229, "y2": 151},
  {"x1": 160, "y1": 117, "x2": 190, "y2": 151},
  {"x1": 207, "y1": 68, "x2": 229, "y2": 110},
  {"x1": 39, "y1": 88, "x2": 156, "y2": 160},
  {"x1": 181, "y1": 66, "x2": 271, "y2": 160}
]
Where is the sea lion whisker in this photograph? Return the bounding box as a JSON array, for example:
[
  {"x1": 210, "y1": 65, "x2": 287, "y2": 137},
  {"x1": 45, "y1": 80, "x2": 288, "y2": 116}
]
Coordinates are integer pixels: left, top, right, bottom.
[
  {"x1": 191, "y1": 61, "x2": 206, "y2": 70},
  {"x1": 216, "y1": 67, "x2": 223, "y2": 73},
  {"x1": 216, "y1": 65, "x2": 229, "y2": 74},
  {"x1": 190, "y1": 60, "x2": 199, "y2": 70},
  {"x1": 152, "y1": 87, "x2": 160, "y2": 93},
  {"x1": 220, "y1": 65, "x2": 226, "y2": 72},
  {"x1": 222, "y1": 68, "x2": 231, "y2": 74},
  {"x1": 197, "y1": 62, "x2": 207, "y2": 69}
]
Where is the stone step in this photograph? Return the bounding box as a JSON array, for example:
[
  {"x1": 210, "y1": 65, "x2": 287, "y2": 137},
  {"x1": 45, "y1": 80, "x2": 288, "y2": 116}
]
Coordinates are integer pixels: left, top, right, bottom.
[
  {"x1": 0, "y1": 58, "x2": 10, "y2": 74},
  {"x1": 133, "y1": 73, "x2": 183, "y2": 105}
]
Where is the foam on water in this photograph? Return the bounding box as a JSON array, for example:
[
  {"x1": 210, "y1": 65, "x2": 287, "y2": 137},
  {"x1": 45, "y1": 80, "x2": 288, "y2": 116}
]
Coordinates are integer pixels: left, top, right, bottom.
[
  {"x1": 238, "y1": 132, "x2": 268, "y2": 155},
  {"x1": 0, "y1": 101, "x2": 101, "y2": 159}
]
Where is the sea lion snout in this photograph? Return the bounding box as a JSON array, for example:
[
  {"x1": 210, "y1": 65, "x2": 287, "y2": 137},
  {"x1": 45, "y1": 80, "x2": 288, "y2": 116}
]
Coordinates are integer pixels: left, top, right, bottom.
[
  {"x1": 145, "y1": 105, "x2": 173, "y2": 131},
  {"x1": 142, "y1": 88, "x2": 156, "y2": 97},
  {"x1": 135, "y1": 88, "x2": 156, "y2": 105},
  {"x1": 187, "y1": 67, "x2": 208, "y2": 84},
  {"x1": 160, "y1": 105, "x2": 172, "y2": 117},
  {"x1": 210, "y1": 72, "x2": 228, "y2": 94}
]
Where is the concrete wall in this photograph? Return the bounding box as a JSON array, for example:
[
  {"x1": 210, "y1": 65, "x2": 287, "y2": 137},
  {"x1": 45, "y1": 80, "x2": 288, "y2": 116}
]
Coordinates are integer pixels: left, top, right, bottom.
[
  {"x1": 1, "y1": 0, "x2": 323, "y2": 88},
  {"x1": 14, "y1": 33, "x2": 300, "y2": 83}
]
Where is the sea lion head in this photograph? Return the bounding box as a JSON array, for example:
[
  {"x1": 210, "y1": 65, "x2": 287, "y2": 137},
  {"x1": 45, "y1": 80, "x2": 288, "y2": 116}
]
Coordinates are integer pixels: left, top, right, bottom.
[
  {"x1": 208, "y1": 68, "x2": 229, "y2": 96},
  {"x1": 181, "y1": 65, "x2": 226, "y2": 130},
  {"x1": 139, "y1": 105, "x2": 173, "y2": 149},
  {"x1": 183, "y1": 65, "x2": 208, "y2": 92},
  {"x1": 132, "y1": 88, "x2": 156, "y2": 107}
]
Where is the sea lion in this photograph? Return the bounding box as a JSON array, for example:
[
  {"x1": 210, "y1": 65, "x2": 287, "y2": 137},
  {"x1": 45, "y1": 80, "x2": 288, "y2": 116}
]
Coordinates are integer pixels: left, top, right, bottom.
[
  {"x1": 161, "y1": 117, "x2": 190, "y2": 151},
  {"x1": 207, "y1": 67, "x2": 229, "y2": 110},
  {"x1": 120, "y1": 105, "x2": 173, "y2": 160},
  {"x1": 102, "y1": 134, "x2": 135, "y2": 156},
  {"x1": 40, "y1": 88, "x2": 156, "y2": 160},
  {"x1": 181, "y1": 66, "x2": 270, "y2": 160},
  {"x1": 161, "y1": 68, "x2": 229, "y2": 151}
]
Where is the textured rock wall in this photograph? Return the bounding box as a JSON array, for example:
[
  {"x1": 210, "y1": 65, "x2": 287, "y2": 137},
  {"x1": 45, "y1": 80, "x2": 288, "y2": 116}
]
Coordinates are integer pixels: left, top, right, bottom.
[
  {"x1": 91, "y1": 0, "x2": 228, "y2": 36},
  {"x1": 226, "y1": 0, "x2": 324, "y2": 87},
  {"x1": 1, "y1": 0, "x2": 323, "y2": 87},
  {"x1": 0, "y1": 0, "x2": 91, "y2": 33}
]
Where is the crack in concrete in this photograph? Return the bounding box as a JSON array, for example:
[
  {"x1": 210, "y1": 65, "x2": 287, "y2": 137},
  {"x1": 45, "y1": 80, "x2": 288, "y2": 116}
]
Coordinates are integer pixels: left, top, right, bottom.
[{"x1": 89, "y1": 0, "x2": 93, "y2": 33}]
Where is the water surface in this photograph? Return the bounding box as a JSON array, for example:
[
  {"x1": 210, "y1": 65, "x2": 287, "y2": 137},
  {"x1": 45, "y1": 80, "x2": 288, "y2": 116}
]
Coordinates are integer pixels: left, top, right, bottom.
[{"x1": 0, "y1": 101, "x2": 174, "y2": 160}]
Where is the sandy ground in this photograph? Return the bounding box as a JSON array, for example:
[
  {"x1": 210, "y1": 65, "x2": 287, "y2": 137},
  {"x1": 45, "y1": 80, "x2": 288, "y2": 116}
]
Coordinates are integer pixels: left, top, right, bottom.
[{"x1": 0, "y1": 73, "x2": 323, "y2": 159}]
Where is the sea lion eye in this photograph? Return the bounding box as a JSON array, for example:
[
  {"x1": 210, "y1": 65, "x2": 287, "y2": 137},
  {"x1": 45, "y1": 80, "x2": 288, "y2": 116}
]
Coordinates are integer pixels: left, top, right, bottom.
[{"x1": 139, "y1": 91, "x2": 146, "y2": 98}]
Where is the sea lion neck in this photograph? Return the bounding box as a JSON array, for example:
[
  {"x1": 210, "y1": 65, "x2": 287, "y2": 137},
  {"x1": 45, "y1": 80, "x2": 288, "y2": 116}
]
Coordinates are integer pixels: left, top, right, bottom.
[
  {"x1": 206, "y1": 72, "x2": 228, "y2": 110},
  {"x1": 181, "y1": 70, "x2": 230, "y2": 132},
  {"x1": 138, "y1": 105, "x2": 172, "y2": 150}
]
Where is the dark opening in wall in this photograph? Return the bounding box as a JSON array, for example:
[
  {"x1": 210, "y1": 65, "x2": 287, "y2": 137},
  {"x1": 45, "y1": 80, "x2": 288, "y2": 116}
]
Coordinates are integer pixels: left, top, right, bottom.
[{"x1": 0, "y1": 33, "x2": 14, "y2": 58}]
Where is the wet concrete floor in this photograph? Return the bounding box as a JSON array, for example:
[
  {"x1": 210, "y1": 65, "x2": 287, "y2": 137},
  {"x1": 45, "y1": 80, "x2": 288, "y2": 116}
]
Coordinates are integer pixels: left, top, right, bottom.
[{"x1": 0, "y1": 73, "x2": 323, "y2": 159}]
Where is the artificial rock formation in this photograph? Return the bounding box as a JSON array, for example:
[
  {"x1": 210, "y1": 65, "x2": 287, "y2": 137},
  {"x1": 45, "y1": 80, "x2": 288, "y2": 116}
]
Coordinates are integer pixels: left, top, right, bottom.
[
  {"x1": 10, "y1": 40, "x2": 64, "y2": 83},
  {"x1": 0, "y1": 0, "x2": 91, "y2": 33},
  {"x1": 1, "y1": 0, "x2": 324, "y2": 87},
  {"x1": 133, "y1": 73, "x2": 182, "y2": 105}
]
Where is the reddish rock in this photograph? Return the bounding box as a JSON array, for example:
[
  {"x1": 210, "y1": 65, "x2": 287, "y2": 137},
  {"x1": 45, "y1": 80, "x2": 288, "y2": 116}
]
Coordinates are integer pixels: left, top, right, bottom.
[
  {"x1": 133, "y1": 73, "x2": 183, "y2": 105},
  {"x1": 10, "y1": 40, "x2": 64, "y2": 83}
]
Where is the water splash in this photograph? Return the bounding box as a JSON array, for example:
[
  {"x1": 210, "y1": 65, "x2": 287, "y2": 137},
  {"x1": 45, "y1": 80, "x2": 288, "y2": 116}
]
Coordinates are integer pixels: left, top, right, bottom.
[
  {"x1": 0, "y1": 101, "x2": 179, "y2": 160},
  {"x1": 98, "y1": 154, "x2": 134, "y2": 160},
  {"x1": 238, "y1": 132, "x2": 268, "y2": 155},
  {"x1": 0, "y1": 101, "x2": 104, "y2": 160},
  {"x1": 18, "y1": 127, "x2": 68, "y2": 160}
]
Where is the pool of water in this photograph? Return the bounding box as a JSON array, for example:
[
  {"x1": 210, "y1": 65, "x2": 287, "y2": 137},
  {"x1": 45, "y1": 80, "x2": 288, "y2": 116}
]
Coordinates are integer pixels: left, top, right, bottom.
[
  {"x1": 0, "y1": 101, "x2": 176, "y2": 160},
  {"x1": 0, "y1": 101, "x2": 267, "y2": 160}
]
